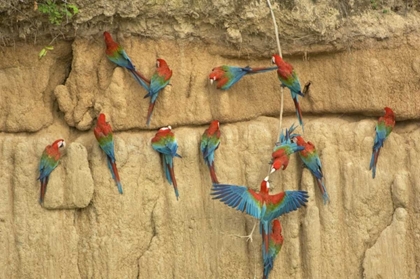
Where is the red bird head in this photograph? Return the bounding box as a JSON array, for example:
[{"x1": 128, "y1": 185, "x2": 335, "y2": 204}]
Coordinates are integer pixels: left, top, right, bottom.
[
  {"x1": 293, "y1": 135, "x2": 306, "y2": 146},
  {"x1": 209, "y1": 67, "x2": 225, "y2": 84},
  {"x1": 51, "y1": 139, "x2": 66, "y2": 150},
  {"x1": 272, "y1": 54, "x2": 283, "y2": 66},
  {"x1": 383, "y1": 107, "x2": 395, "y2": 118},
  {"x1": 103, "y1": 31, "x2": 114, "y2": 45},
  {"x1": 209, "y1": 120, "x2": 220, "y2": 129},
  {"x1": 97, "y1": 113, "x2": 107, "y2": 125},
  {"x1": 156, "y1": 58, "x2": 168, "y2": 68},
  {"x1": 272, "y1": 219, "x2": 282, "y2": 235}
]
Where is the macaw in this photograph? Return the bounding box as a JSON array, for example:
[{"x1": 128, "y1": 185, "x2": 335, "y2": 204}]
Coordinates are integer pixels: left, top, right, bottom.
[
  {"x1": 200, "y1": 120, "x2": 221, "y2": 184},
  {"x1": 151, "y1": 126, "x2": 182, "y2": 200},
  {"x1": 369, "y1": 107, "x2": 395, "y2": 178},
  {"x1": 272, "y1": 54, "x2": 305, "y2": 129},
  {"x1": 144, "y1": 59, "x2": 173, "y2": 126},
  {"x1": 211, "y1": 176, "x2": 308, "y2": 260},
  {"x1": 294, "y1": 136, "x2": 329, "y2": 204},
  {"x1": 263, "y1": 219, "x2": 284, "y2": 279},
  {"x1": 270, "y1": 127, "x2": 304, "y2": 174},
  {"x1": 103, "y1": 31, "x2": 150, "y2": 91},
  {"x1": 37, "y1": 139, "x2": 66, "y2": 204},
  {"x1": 277, "y1": 123, "x2": 299, "y2": 144},
  {"x1": 94, "y1": 113, "x2": 123, "y2": 194},
  {"x1": 209, "y1": 65, "x2": 278, "y2": 90}
]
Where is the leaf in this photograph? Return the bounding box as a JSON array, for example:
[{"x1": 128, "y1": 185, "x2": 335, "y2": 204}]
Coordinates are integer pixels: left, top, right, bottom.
[
  {"x1": 38, "y1": 48, "x2": 48, "y2": 59},
  {"x1": 45, "y1": 46, "x2": 54, "y2": 50}
]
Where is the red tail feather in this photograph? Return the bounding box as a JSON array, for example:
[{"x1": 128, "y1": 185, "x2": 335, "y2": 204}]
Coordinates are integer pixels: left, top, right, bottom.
[
  {"x1": 167, "y1": 163, "x2": 178, "y2": 199},
  {"x1": 209, "y1": 164, "x2": 219, "y2": 184},
  {"x1": 40, "y1": 179, "x2": 47, "y2": 203},
  {"x1": 111, "y1": 161, "x2": 121, "y2": 184},
  {"x1": 135, "y1": 70, "x2": 150, "y2": 84},
  {"x1": 146, "y1": 102, "x2": 156, "y2": 125},
  {"x1": 293, "y1": 98, "x2": 303, "y2": 125}
]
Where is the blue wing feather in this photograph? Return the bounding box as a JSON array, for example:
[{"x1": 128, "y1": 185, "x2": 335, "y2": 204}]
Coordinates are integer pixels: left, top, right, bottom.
[
  {"x1": 211, "y1": 183, "x2": 262, "y2": 219},
  {"x1": 265, "y1": 190, "x2": 308, "y2": 221}
]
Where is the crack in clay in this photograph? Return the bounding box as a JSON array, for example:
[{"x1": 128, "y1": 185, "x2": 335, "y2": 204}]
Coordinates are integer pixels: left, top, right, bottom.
[
  {"x1": 360, "y1": 182, "x2": 396, "y2": 277},
  {"x1": 136, "y1": 200, "x2": 158, "y2": 279}
]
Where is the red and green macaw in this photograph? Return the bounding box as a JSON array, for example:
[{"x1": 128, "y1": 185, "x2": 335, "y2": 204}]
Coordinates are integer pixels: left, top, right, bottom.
[
  {"x1": 151, "y1": 126, "x2": 182, "y2": 200},
  {"x1": 369, "y1": 107, "x2": 395, "y2": 178},
  {"x1": 94, "y1": 113, "x2": 123, "y2": 194},
  {"x1": 211, "y1": 176, "x2": 308, "y2": 260},
  {"x1": 144, "y1": 59, "x2": 173, "y2": 126},
  {"x1": 270, "y1": 127, "x2": 304, "y2": 174},
  {"x1": 103, "y1": 31, "x2": 150, "y2": 91},
  {"x1": 38, "y1": 139, "x2": 66, "y2": 204},
  {"x1": 263, "y1": 219, "x2": 284, "y2": 279},
  {"x1": 200, "y1": 120, "x2": 221, "y2": 184},
  {"x1": 294, "y1": 136, "x2": 329, "y2": 204},
  {"x1": 272, "y1": 54, "x2": 305, "y2": 129},
  {"x1": 209, "y1": 65, "x2": 278, "y2": 90}
]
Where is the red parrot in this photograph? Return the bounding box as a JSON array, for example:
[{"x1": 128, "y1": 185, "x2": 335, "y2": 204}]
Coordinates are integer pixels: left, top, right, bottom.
[
  {"x1": 369, "y1": 107, "x2": 396, "y2": 178},
  {"x1": 94, "y1": 113, "x2": 123, "y2": 194},
  {"x1": 212, "y1": 177, "x2": 308, "y2": 260},
  {"x1": 38, "y1": 139, "x2": 66, "y2": 204},
  {"x1": 263, "y1": 219, "x2": 284, "y2": 279},
  {"x1": 272, "y1": 54, "x2": 305, "y2": 129},
  {"x1": 144, "y1": 59, "x2": 173, "y2": 126},
  {"x1": 200, "y1": 120, "x2": 221, "y2": 183},
  {"x1": 294, "y1": 136, "x2": 329, "y2": 204},
  {"x1": 103, "y1": 31, "x2": 150, "y2": 91}
]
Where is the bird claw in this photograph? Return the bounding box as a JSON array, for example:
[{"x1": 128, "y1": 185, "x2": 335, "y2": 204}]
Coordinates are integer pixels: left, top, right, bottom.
[
  {"x1": 234, "y1": 233, "x2": 254, "y2": 243},
  {"x1": 233, "y1": 222, "x2": 257, "y2": 243}
]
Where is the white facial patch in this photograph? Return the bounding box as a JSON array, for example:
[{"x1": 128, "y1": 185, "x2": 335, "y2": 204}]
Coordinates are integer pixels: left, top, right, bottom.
[
  {"x1": 156, "y1": 60, "x2": 160, "y2": 68},
  {"x1": 59, "y1": 140, "x2": 66, "y2": 148},
  {"x1": 272, "y1": 57, "x2": 276, "y2": 64}
]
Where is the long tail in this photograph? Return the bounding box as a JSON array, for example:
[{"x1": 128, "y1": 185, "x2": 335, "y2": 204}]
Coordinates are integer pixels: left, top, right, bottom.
[
  {"x1": 292, "y1": 95, "x2": 304, "y2": 130},
  {"x1": 129, "y1": 69, "x2": 150, "y2": 92},
  {"x1": 208, "y1": 163, "x2": 219, "y2": 184},
  {"x1": 167, "y1": 161, "x2": 179, "y2": 200},
  {"x1": 316, "y1": 178, "x2": 330, "y2": 204},
  {"x1": 39, "y1": 176, "x2": 49, "y2": 204},
  {"x1": 146, "y1": 101, "x2": 155, "y2": 126},
  {"x1": 260, "y1": 221, "x2": 270, "y2": 263},
  {"x1": 107, "y1": 157, "x2": 123, "y2": 194},
  {"x1": 163, "y1": 155, "x2": 179, "y2": 200},
  {"x1": 369, "y1": 147, "x2": 381, "y2": 179},
  {"x1": 245, "y1": 66, "x2": 278, "y2": 75}
]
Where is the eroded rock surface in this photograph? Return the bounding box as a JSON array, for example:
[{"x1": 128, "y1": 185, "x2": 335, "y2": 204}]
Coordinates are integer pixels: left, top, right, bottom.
[{"x1": 1, "y1": 1, "x2": 420, "y2": 278}]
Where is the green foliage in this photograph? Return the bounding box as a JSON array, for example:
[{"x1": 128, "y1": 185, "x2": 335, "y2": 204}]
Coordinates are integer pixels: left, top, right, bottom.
[
  {"x1": 37, "y1": 0, "x2": 79, "y2": 25},
  {"x1": 38, "y1": 46, "x2": 54, "y2": 60},
  {"x1": 370, "y1": 0, "x2": 377, "y2": 10}
]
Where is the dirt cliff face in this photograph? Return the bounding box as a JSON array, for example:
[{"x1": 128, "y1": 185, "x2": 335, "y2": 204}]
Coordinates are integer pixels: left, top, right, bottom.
[{"x1": 1, "y1": 1, "x2": 420, "y2": 278}]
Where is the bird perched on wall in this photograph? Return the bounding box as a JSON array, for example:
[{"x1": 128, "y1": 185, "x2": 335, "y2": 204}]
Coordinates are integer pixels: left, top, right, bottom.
[
  {"x1": 208, "y1": 65, "x2": 278, "y2": 90},
  {"x1": 272, "y1": 54, "x2": 305, "y2": 129},
  {"x1": 152, "y1": 126, "x2": 182, "y2": 200},
  {"x1": 263, "y1": 219, "x2": 284, "y2": 279},
  {"x1": 38, "y1": 139, "x2": 66, "y2": 204},
  {"x1": 200, "y1": 120, "x2": 221, "y2": 184},
  {"x1": 270, "y1": 127, "x2": 304, "y2": 174},
  {"x1": 294, "y1": 136, "x2": 330, "y2": 204},
  {"x1": 144, "y1": 58, "x2": 173, "y2": 126},
  {"x1": 369, "y1": 107, "x2": 396, "y2": 178},
  {"x1": 211, "y1": 177, "x2": 308, "y2": 260},
  {"x1": 94, "y1": 113, "x2": 123, "y2": 194},
  {"x1": 103, "y1": 31, "x2": 150, "y2": 91}
]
